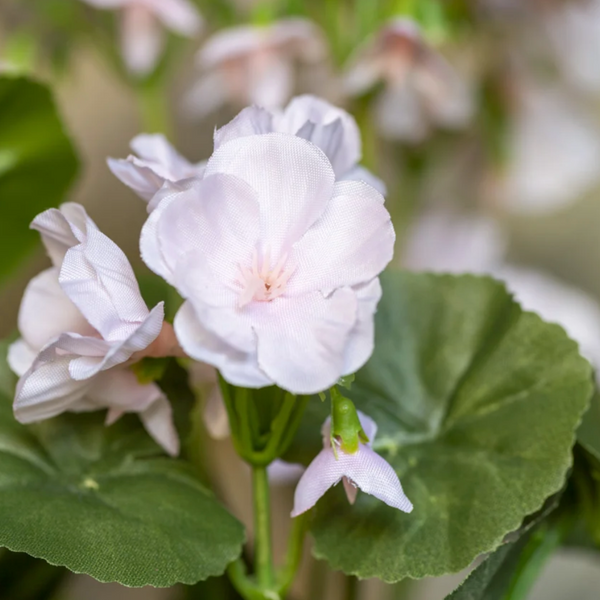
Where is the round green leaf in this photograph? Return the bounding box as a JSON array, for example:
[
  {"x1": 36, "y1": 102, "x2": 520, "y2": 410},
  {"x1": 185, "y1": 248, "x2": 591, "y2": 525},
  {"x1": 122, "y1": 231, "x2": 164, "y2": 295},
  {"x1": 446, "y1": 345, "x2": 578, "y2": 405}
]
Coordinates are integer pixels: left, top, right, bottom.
[
  {"x1": 310, "y1": 271, "x2": 592, "y2": 582},
  {"x1": 0, "y1": 75, "x2": 78, "y2": 282},
  {"x1": 0, "y1": 399, "x2": 244, "y2": 587}
]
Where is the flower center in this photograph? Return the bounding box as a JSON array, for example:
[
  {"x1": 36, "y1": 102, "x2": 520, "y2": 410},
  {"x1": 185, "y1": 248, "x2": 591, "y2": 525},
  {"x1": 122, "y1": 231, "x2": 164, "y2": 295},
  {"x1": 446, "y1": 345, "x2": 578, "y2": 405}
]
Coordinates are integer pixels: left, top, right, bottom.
[{"x1": 238, "y1": 248, "x2": 293, "y2": 307}]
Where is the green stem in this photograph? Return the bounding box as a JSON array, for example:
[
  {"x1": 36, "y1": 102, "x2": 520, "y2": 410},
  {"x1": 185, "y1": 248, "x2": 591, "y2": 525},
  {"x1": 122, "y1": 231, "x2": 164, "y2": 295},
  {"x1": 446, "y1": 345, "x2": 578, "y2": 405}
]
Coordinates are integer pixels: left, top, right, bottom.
[
  {"x1": 136, "y1": 79, "x2": 172, "y2": 136},
  {"x1": 227, "y1": 559, "x2": 264, "y2": 600},
  {"x1": 277, "y1": 513, "x2": 308, "y2": 596},
  {"x1": 253, "y1": 465, "x2": 275, "y2": 590}
]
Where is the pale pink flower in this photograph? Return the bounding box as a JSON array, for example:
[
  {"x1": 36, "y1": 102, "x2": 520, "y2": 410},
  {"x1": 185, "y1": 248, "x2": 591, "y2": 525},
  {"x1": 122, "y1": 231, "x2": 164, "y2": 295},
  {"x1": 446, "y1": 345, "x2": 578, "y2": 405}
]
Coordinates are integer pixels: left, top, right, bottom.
[
  {"x1": 185, "y1": 19, "x2": 327, "y2": 118},
  {"x1": 108, "y1": 134, "x2": 206, "y2": 210},
  {"x1": 141, "y1": 133, "x2": 394, "y2": 393},
  {"x1": 214, "y1": 94, "x2": 385, "y2": 193},
  {"x1": 10, "y1": 203, "x2": 179, "y2": 455},
  {"x1": 344, "y1": 18, "x2": 473, "y2": 142},
  {"x1": 291, "y1": 411, "x2": 413, "y2": 516},
  {"x1": 81, "y1": 0, "x2": 202, "y2": 75}
]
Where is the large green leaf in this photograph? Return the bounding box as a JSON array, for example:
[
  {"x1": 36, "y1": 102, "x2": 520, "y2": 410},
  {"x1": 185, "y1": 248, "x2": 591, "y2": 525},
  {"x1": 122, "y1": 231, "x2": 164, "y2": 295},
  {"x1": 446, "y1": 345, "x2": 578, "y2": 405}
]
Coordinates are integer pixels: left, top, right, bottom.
[
  {"x1": 0, "y1": 395, "x2": 244, "y2": 587},
  {"x1": 0, "y1": 75, "x2": 78, "y2": 281},
  {"x1": 310, "y1": 272, "x2": 592, "y2": 581}
]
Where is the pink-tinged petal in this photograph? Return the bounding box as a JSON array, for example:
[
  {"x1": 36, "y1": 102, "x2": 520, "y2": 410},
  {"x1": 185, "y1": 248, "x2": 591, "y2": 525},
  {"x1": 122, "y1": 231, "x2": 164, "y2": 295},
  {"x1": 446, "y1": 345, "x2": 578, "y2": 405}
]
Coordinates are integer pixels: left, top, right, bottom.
[
  {"x1": 140, "y1": 394, "x2": 180, "y2": 456},
  {"x1": 31, "y1": 203, "x2": 91, "y2": 266},
  {"x1": 214, "y1": 106, "x2": 275, "y2": 150},
  {"x1": 291, "y1": 448, "x2": 345, "y2": 516},
  {"x1": 343, "y1": 476, "x2": 358, "y2": 504},
  {"x1": 254, "y1": 288, "x2": 358, "y2": 394},
  {"x1": 13, "y1": 349, "x2": 91, "y2": 424},
  {"x1": 344, "y1": 55, "x2": 382, "y2": 96},
  {"x1": 270, "y1": 18, "x2": 327, "y2": 62},
  {"x1": 376, "y1": 84, "x2": 430, "y2": 143},
  {"x1": 343, "y1": 445, "x2": 413, "y2": 513},
  {"x1": 287, "y1": 180, "x2": 394, "y2": 295},
  {"x1": 17, "y1": 267, "x2": 94, "y2": 351},
  {"x1": 247, "y1": 55, "x2": 293, "y2": 110},
  {"x1": 174, "y1": 301, "x2": 271, "y2": 388},
  {"x1": 203, "y1": 385, "x2": 230, "y2": 440},
  {"x1": 198, "y1": 26, "x2": 265, "y2": 68},
  {"x1": 7, "y1": 339, "x2": 38, "y2": 377},
  {"x1": 141, "y1": 0, "x2": 203, "y2": 36},
  {"x1": 339, "y1": 165, "x2": 386, "y2": 196},
  {"x1": 204, "y1": 133, "x2": 335, "y2": 258},
  {"x1": 342, "y1": 278, "x2": 382, "y2": 375},
  {"x1": 277, "y1": 95, "x2": 362, "y2": 177},
  {"x1": 105, "y1": 406, "x2": 124, "y2": 425},
  {"x1": 268, "y1": 460, "x2": 305, "y2": 485},
  {"x1": 59, "y1": 224, "x2": 154, "y2": 341},
  {"x1": 120, "y1": 5, "x2": 164, "y2": 76}
]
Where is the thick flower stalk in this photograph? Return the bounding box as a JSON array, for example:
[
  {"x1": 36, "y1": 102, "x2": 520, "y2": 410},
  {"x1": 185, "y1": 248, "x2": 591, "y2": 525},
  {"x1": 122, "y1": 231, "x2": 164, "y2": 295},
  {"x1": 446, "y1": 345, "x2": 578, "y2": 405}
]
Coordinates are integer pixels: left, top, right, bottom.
[
  {"x1": 141, "y1": 132, "x2": 395, "y2": 394},
  {"x1": 344, "y1": 18, "x2": 473, "y2": 142},
  {"x1": 292, "y1": 408, "x2": 413, "y2": 516},
  {"x1": 10, "y1": 203, "x2": 179, "y2": 455},
  {"x1": 185, "y1": 19, "x2": 326, "y2": 118},
  {"x1": 81, "y1": 0, "x2": 203, "y2": 75}
]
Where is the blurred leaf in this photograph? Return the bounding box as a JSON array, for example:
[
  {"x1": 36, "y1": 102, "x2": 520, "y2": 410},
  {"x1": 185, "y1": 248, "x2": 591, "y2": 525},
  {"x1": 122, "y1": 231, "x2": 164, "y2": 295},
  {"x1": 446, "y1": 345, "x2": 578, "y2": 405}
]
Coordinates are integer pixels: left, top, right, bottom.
[
  {"x1": 578, "y1": 391, "x2": 600, "y2": 469},
  {"x1": 0, "y1": 75, "x2": 78, "y2": 282},
  {"x1": 310, "y1": 271, "x2": 592, "y2": 581},
  {"x1": 0, "y1": 392, "x2": 244, "y2": 587}
]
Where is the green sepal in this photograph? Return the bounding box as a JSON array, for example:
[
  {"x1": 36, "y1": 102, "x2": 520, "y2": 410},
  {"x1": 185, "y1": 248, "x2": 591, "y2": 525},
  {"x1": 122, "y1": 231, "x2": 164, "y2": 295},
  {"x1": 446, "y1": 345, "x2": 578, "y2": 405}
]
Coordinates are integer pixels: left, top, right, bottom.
[{"x1": 330, "y1": 388, "x2": 368, "y2": 455}]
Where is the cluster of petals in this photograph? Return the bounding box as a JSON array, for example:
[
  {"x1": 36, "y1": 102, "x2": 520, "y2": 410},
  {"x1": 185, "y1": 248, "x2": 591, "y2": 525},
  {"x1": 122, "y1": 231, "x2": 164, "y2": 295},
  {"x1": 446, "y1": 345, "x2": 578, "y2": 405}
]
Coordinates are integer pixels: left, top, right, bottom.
[
  {"x1": 185, "y1": 19, "x2": 327, "y2": 118},
  {"x1": 139, "y1": 125, "x2": 394, "y2": 394},
  {"x1": 344, "y1": 18, "x2": 473, "y2": 142},
  {"x1": 9, "y1": 203, "x2": 179, "y2": 455},
  {"x1": 292, "y1": 410, "x2": 413, "y2": 516},
  {"x1": 81, "y1": 0, "x2": 202, "y2": 75}
]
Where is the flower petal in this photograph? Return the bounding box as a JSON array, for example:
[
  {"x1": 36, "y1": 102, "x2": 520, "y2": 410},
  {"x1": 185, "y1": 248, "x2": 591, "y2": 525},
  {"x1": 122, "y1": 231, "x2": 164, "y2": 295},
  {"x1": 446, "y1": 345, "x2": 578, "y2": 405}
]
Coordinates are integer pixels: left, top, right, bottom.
[
  {"x1": 339, "y1": 164, "x2": 386, "y2": 195},
  {"x1": 7, "y1": 339, "x2": 38, "y2": 377},
  {"x1": 141, "y1": 0, "x2": 203, "y2": 36},
  {"x1": 120, "y1": 5, "x2": 164, "y2": 76},
  {"x1": 204, "y1": 133, "x2": 335, "y2": 258},
  {"x1": 287, "y1": 180, "x2": 394, "y2": 295},
  {"x1": 254, "y1": 288, "x2": 358, "y2": 394},
  {"x1": 214, "y1": 105, "x2": 275, "y2": 150},
  {"x1": 107, "y1": 156, "x2": 165, "y2": 203},
  {"x1": 203, "y1": 385, "x2": 231, "y2": 440}
]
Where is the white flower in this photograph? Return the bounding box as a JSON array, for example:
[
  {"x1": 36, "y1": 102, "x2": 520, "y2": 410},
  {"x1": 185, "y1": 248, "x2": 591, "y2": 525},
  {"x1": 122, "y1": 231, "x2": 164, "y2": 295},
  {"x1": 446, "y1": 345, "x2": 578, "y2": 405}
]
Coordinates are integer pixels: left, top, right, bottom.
[
  {"x1": 141, "y1": 133, "x2": 394, "y2": 394},
  {"x1": 185, "y1": 19, "x2": 326, "y2": 118},
  {"x1": 108, "y1": 134, "x2": 207, "y2": 210},
  {"x1": 81, "y1": 0, "x2": 202, "y2": 75},
  {"x1": 10, "y1": 203, "x2": 179, "y2": 455},
  {"x1": 344, "y1": 18, "x2": 473, "y2": 142},
  {"x1": 214, "y1": 95, "x2": 386, "y2": 194},
  {"x1": 291, "y1": 411, "x2": 413, "y2": 516}
]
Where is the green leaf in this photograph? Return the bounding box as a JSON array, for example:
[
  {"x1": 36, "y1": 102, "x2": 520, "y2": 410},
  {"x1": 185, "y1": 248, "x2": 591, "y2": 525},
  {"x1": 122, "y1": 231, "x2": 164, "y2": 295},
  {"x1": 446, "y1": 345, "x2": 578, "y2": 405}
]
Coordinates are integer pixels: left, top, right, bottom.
[
  {"x1": 578, "y1": 391, "x2": 600, "y2": 468},
  {"x1": 0, "y1": 395, "x2": 244, "y2": 587},
  {"x1": 310, "y1": 271, "x2": 592, "y2": 582},
  {"x1": 0, "y1": 75, "x2": 78, "y2": 282}
]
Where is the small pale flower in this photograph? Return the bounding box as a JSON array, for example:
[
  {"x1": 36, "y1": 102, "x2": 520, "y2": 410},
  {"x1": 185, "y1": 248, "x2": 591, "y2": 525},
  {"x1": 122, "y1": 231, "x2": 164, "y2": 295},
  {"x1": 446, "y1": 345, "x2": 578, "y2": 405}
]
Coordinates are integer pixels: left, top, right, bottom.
[
  {"x1": 185, "y1": 19, "x2": 327, "y2": 118},
  {"x1": 108, "y1": 133, "x2": 206, "y2": 210},
  {"x1": 10, "y1": 203, "x2": 179, "y2": 455},
  {"x1": 344, "y1": 18, "x2": 473, "y2": 142},
  {"x1": 291, "y1": 411, "x2": 413, "y2": 516},
  {"x1": 81, "y1": 0, "x2": 202, "y2": 75},
  {"x1": 214, "y1": 95, "x2": 385, "y2": 193},
  {"x1": 141, "y1": 133, "x2": 394, "y2": 393}
]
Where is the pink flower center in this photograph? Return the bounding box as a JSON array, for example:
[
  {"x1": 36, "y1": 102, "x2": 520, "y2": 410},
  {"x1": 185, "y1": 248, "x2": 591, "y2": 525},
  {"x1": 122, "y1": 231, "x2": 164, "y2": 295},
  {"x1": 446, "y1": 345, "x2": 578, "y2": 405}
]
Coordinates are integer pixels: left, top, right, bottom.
[{"x1": 238, "y1": 248, "x2": 293, "y2": 307}]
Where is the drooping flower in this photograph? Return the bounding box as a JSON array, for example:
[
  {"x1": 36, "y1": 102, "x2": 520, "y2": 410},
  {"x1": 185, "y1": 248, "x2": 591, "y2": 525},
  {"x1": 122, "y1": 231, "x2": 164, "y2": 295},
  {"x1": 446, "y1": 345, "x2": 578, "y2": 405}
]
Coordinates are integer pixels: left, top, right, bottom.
[
  {"x1": 108, "y1": 134, "x2": 207, "y2": 210},
  {"x1": 141, "y1": 133, "x2": 394, "y2": 394},
  {"x1": 344, "y1": 18, "x2": 473, "y2": 142},
  {"x1": 214, "y1": 95, "x2": 385, "y2": 193},
  {"x1": 185, "y1": 19, "x2": 327, "y2": 118},
  {"x1": 81, "y1": 0, "x2": 202, "y2": 76},
  {"x1": 10, "y1": 203, "x2": 179, "y2": 455},
  {"x1": 291, "y1": 410, "x2": 413, "y2": 516}
]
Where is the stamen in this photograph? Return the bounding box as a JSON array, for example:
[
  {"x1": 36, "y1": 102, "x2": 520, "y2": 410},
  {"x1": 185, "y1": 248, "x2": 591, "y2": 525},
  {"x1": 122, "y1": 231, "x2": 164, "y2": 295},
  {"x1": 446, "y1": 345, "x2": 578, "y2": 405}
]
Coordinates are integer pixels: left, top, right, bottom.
[{"x1": 238, "y1": 247, "x2": 293, "y2": 307}]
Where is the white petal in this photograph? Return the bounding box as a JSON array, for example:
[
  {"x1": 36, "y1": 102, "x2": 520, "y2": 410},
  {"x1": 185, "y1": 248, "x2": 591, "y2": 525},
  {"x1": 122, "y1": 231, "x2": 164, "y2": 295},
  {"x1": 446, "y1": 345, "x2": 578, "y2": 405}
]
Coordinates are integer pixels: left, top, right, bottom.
[
  {"x1": 204, "y1": 133, "x2": 335, "y2": 258},
  {"x1": 342, "y1": 278, "x2": 382, "y2": 376},
  {"x1": 277, "y1": 95, "x2": 362, "y2": 177},
  {"x1": 376, "y1": 84, "x2": 430, "y2": 143},
  {"x1": 287, "y1": 180, "x2": 394, "y2": 295},
  {"x1": 141, "y1": 0, "x2": 202, "y2": 36},
  {"x1": 247, "y1": 55, "x2": 293, "y2": 110},
  {"x1": 214, "y1": 106, "x2": 275, "y2": 150},
  {"x1": 268, "y1": 460, "x2": 305, "y2": 485},
  {"x1": 183, "y1": 72, "x2": 229, "y2": 119},
  {"x1": 202, "y1": 385, "x2": 231, "y2": 440},
  {"x1": 270, "y1": 18, "x2": 327, "y2": 62},
  {"x1": 254, "y1": 288, "x2": 358, "y2": 394},
  {"x1": 140, "y1": 394, "x2": 180, "y2": 456},
  {"x1": 339, "y1": 165, "x2": 386, "y2": 196},
  {"x1": 17, "y1": 267, "x2": 93, "y2": 351},
  {"x1": 120, "y1": 5, "x2": 164, "y2": 76},
  {"x1": 198, "y1": 26, "x2": 265, "y2": 69},
  {"x1": 31, "y1": 203, "x2": 92, "y2": 266},
  {"x1": 174, "y1": 301, "x2": 271, "y2": 388},
  {"x1": 7, "y1": 339, "x2": 38, "y2": 377},
  {"x1": 107, "y1": 156, "x2": 165, "y2": 203}
]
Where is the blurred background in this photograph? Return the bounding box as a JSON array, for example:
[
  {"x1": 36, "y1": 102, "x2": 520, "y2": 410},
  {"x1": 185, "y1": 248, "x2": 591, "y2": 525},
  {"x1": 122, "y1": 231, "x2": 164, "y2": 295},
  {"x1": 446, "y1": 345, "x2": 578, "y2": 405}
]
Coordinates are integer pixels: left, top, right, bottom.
[{"x1": 2, "y1": 0, "x2": 600, "y2": 598}]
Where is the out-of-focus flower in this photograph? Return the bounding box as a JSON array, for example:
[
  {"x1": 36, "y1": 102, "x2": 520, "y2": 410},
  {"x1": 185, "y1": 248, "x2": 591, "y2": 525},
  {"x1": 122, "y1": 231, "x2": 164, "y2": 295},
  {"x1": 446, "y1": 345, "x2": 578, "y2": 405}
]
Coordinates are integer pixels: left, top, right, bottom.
[
  {"x1": 214, "y1": 95, "x2": 385, "y2": 193},
  {"x1": 403, "y1": 209, "x2": 600, "y2": 371},
  {"x1": 9, "y1": 203, "x2": 179, "y2": 455},
  {"x1": 291, "y1": 411, "x2": 413, "y2": 516},
  {"x1": 344, "y1": 18, "x2": 473, "y2": 142},
  {"x1": 185, "y1": 19, "x2": 327, "y2": 118},
  {"x1": 81, "y1": 0, "x2": 202, "y2": 76},
  {"x1": 108, "y1": 134, "x2": 206, "y2": 209},
  {"x1": 142, "y1": 133, "x2": 394, "y2": 394},
  {"x1": 496, "y1": 86, "x2": 600, "y2": 214}
]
